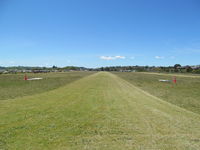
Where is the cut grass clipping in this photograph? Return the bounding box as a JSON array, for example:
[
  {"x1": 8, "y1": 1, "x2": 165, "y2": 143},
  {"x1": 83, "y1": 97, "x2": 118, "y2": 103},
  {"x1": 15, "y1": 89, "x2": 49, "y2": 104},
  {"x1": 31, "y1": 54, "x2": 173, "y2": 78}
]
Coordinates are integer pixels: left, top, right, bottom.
[{"x1": 0, "y1": 72, "x2": 200, "y2": 149}]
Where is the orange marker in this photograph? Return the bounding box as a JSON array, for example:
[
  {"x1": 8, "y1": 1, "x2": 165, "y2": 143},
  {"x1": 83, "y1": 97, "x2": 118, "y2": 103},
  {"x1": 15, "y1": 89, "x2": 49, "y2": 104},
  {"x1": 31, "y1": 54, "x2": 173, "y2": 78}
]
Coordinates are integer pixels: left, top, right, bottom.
[
  {"x1": 24, "y1": 74, "x2": 28, "y2": 80},
  {"x1": 173, "y1": 76, "x2": 176, "y2": 84}
]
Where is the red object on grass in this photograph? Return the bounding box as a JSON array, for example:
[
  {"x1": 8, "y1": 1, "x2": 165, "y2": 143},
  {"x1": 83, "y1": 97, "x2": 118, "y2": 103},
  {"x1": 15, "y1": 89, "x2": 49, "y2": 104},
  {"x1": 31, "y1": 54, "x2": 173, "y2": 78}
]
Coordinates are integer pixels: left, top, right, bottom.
[
  {"x1": 173, "y1": 76, "x2": 176, "y2": 84},
  {"x1": 24, "y1": 75, "x2": 28, "y2": 80}
]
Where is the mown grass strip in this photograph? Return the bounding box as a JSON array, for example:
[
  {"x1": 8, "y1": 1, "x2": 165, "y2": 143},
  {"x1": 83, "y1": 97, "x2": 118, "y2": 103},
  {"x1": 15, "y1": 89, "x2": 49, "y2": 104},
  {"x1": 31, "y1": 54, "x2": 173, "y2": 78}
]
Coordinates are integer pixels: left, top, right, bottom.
[{"x1": 1, "y1": 72, "x2": 200, "y2": 150}]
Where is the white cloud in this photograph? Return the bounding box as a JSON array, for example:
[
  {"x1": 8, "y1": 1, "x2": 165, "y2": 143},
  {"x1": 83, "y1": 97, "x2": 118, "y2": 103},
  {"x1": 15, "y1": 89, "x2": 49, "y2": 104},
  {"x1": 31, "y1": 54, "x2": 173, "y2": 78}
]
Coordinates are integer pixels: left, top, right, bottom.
[
  {"x1": 100, "y1": 55, "x2": 126, "y2": 60},
  {"x1": 155, "y1": 56, "x2": 164, "y2": 59},
  {"x1": 100, "y1": 56, "x2": 115, "y2": 60},
  {"x1": 115, "y1": 56, "x2": 125, "y2": 59}
]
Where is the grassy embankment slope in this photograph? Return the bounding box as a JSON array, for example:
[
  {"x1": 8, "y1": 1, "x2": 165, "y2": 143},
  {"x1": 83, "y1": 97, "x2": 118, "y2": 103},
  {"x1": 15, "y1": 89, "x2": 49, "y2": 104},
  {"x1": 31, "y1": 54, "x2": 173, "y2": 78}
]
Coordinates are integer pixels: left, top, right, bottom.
[
  {"x1": 0, "y1": 72, "x2": 94, "y2": 100},
  {"x1": 113, "y1": 72, "x2": 200, "y2": 115},
  {"x1": 1, "y1": 72, "x2": 200, "y2": 149}
]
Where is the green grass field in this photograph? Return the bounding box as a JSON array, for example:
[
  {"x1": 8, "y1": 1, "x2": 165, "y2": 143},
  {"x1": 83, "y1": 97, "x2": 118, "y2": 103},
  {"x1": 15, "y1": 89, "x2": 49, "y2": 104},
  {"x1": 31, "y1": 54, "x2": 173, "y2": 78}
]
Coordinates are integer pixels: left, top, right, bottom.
[
  {"x1": 113, "y1": 72, "x2": 200, "y2": 114},
  {"x1": 0, "y1": 72, "x2": 94, "y2": 100},
  {"x1": 1, "y1": 72, "x2": 200, "y2": 149}
]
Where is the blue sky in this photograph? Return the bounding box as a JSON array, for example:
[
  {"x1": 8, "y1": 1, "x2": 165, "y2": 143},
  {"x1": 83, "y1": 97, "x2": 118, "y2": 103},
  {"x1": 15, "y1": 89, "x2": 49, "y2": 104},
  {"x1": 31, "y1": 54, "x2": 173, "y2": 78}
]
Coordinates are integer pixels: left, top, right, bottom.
[{"x1": 0, "y1": 0, "x2": 200, "y2": 67}]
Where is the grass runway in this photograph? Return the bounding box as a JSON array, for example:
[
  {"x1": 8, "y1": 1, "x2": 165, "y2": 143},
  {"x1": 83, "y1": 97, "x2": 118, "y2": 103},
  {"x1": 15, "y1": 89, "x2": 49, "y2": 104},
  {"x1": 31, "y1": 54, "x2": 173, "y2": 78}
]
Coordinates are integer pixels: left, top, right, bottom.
[{"x1": 0, "y1": 72, "x2": 200, "y2": 149}]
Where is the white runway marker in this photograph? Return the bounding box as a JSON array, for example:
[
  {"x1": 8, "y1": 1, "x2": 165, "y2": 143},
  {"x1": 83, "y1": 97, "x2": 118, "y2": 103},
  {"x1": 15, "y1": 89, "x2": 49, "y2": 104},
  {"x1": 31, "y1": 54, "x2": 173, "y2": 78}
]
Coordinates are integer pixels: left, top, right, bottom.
[{"x1": 27, "y1": 78, "x2": 43, "y2": 81}]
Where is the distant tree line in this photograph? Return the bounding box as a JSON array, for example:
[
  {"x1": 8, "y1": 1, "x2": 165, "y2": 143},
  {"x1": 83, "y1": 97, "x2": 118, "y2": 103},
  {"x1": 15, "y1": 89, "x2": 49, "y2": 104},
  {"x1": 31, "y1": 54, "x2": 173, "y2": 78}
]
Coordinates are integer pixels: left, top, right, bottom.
[
  {"x1": 0, "y1": 64, "x2": 200, "y2": 74},
  {"x1": 0, "y1": 66, "x2": 90, "y2": 74},
  {"x1": 93, "y1": 64, "x2": 200, "y2": 74}
]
